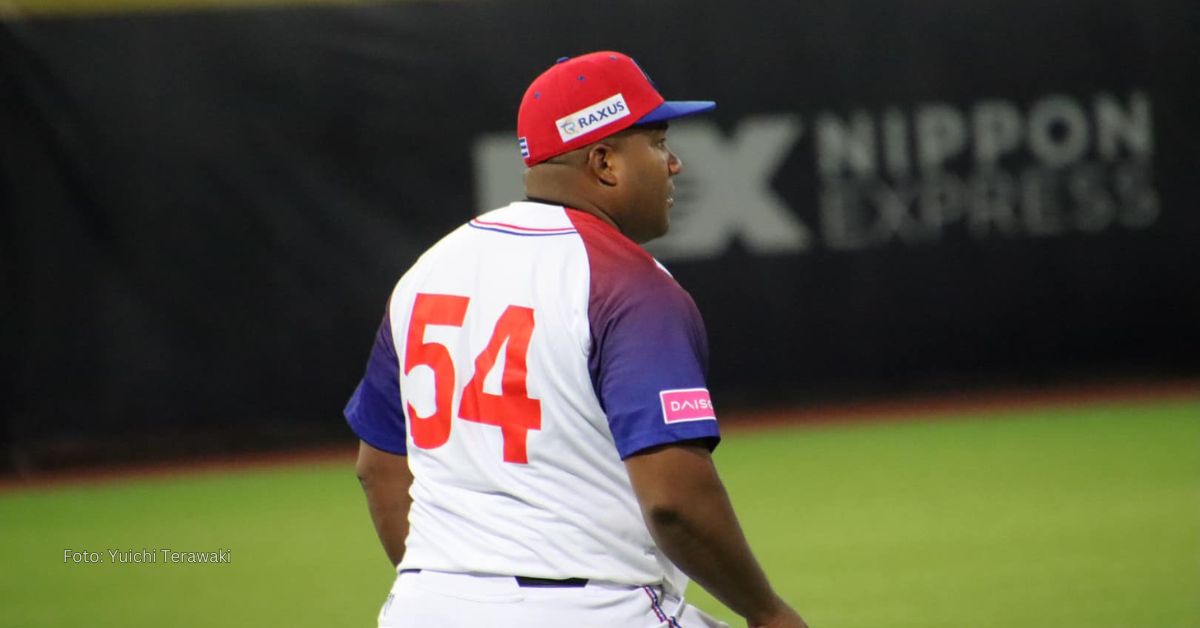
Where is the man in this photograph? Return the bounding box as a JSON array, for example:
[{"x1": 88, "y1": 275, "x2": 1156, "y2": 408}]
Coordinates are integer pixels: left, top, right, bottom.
[{"x1": 346, "y1": 51, "x2": 808, "y2": 628}]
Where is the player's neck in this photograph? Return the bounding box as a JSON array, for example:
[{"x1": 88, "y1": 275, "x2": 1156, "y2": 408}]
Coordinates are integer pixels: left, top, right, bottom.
[{"x1": 523, "y1": 173, "x2": 621, "y2": 233}]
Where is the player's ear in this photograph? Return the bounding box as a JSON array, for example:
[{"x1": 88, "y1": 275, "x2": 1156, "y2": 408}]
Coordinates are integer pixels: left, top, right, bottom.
[{"x1": 586, "y1": 143, "x2": 620, "y2": 187}]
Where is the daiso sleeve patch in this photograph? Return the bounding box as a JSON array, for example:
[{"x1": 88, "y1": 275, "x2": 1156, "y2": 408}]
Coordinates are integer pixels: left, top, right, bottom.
[{"x1": 660, "y1": 388, "x2": 717, "y2": 423}]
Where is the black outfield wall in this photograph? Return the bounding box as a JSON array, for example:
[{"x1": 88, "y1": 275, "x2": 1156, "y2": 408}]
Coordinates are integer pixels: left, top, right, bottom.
[{"x1": 2, "y1": 0, "x2": 1197, "y2": 468}]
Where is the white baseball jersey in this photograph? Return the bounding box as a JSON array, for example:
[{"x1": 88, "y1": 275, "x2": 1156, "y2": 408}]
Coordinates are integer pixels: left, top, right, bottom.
[{"x1": 345, "y1": 200, "x2": 721, "y2": 596}]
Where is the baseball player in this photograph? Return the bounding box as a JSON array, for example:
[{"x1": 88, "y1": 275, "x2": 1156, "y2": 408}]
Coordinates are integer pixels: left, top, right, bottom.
[{"x1": 346, "y1": 51, "x2": 808, "y2": 628}]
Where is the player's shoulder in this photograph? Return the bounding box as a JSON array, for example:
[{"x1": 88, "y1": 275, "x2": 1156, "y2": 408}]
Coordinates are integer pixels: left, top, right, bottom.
[
  {"x1": 564, "y1": 209, "x2": 693, "y2": 314},
  {"x1": 565, "y1": 209, "x2": 668, "y2": 279}
]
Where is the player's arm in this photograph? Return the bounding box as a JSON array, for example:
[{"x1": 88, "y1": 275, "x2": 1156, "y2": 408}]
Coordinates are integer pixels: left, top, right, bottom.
[
  {"x1": 625, "y1": 442, "x2": 808, "y2": 628},
  {"x1": 355, "y1": 440, "x2": 413, "y2": 568},
  {"x1": 589, "y1": 261, "x2": 807, "y2": 626},
  {"x1": 345, "y1": 308, "x2": 412, "y2": 567}
]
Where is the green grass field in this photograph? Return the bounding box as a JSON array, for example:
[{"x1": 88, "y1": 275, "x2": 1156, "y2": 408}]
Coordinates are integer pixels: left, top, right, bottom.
[{"x1": 2, "y1": 397, "x2": 1197, "y2": 627}]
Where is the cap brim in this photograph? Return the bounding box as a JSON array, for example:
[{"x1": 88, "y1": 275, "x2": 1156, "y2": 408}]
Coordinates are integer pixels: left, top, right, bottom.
[{"x1": 636, "y1": 100, "x2": 716, "y2": 124}]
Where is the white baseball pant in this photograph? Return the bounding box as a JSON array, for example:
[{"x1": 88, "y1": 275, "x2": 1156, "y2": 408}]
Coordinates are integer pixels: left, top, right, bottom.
[{"x1": 377, "y1": 570, "x2": 730, "y2": 627}]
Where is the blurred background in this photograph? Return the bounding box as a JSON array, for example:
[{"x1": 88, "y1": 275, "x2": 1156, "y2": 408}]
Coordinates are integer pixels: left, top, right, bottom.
[
  {"x1": 3, "y1": 0, "x2": 1196, "y2": 472},
  {"x1": 1, "y1": 0, "x2": 1198, "y2": 626}
]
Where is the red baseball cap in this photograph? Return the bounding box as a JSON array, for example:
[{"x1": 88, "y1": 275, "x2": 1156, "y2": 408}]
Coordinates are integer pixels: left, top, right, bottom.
[{"x1": 516, "y1": 51, "x2": 716, "y2": 166}]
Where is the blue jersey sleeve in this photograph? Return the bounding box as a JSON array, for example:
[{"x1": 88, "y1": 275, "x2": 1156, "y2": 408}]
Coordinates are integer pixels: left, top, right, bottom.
[
  {"x1": 572, "y1": 210, "x2": 721, "y2": 459},
  {"x1": 344, "y1": 312, "x2": 408, "y2": 455}
]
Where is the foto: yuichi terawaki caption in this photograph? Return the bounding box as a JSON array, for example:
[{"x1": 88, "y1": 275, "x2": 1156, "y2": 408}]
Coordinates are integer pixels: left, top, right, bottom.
[{"x1": 63, "y1": 548, "x2": 231, "y2": 565}]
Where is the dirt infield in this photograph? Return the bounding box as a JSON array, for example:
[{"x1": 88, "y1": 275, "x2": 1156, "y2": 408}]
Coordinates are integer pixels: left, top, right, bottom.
[{"x1": 2, "y1": 378, "x2": 1196, "y2": 493}]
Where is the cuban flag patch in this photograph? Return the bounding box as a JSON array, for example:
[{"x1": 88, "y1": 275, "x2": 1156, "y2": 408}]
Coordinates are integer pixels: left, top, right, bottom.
[
  {"x1": 518, "y1": 136, "x2": 530, "y2": 158},
  {"x1": 659, "y1": 388, "x2": 716, "y2": 424}
]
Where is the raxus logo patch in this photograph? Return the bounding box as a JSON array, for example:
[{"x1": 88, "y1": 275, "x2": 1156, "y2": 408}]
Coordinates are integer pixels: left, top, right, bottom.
[{"x1": 555, "y1": 93, "x2": 629, "y2": 142}]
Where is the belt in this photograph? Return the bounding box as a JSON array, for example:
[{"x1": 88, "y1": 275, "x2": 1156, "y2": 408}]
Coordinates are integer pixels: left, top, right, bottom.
[
  {"x1": 401, "y1": 569, "x2": 588, "y2": 588},
  {"x1": 514, "y1": 576, "x2": 588, "y2": 588}
]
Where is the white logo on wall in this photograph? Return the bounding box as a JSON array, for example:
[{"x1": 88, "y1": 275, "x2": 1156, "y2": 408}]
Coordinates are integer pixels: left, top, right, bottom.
[
  {"x1": 811, "y1": 91, "x2": 1157, "y2": 252},
  {"x1": 474, "y1": 90, "x2": 1157, "y2": 261},
  {"x1": 555, "y1": 94, "x2": 629, "y2": 142}
]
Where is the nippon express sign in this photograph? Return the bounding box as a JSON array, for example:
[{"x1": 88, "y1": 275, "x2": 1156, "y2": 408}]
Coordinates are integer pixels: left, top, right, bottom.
[
  {"x1": 556, "y1": 94, "x2": 630, "y2": 142},
  {"x1": 479, "y1": 89, "x2": 1159, "y2": 261}
]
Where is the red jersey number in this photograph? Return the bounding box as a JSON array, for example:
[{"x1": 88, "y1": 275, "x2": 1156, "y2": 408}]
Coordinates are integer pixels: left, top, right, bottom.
[
  {"x1": 403, "y1": 293, "x2": 542, "y2": 463},
  {"x1": 404, "y1": 293, "x2": 469, "y2": 451}
]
